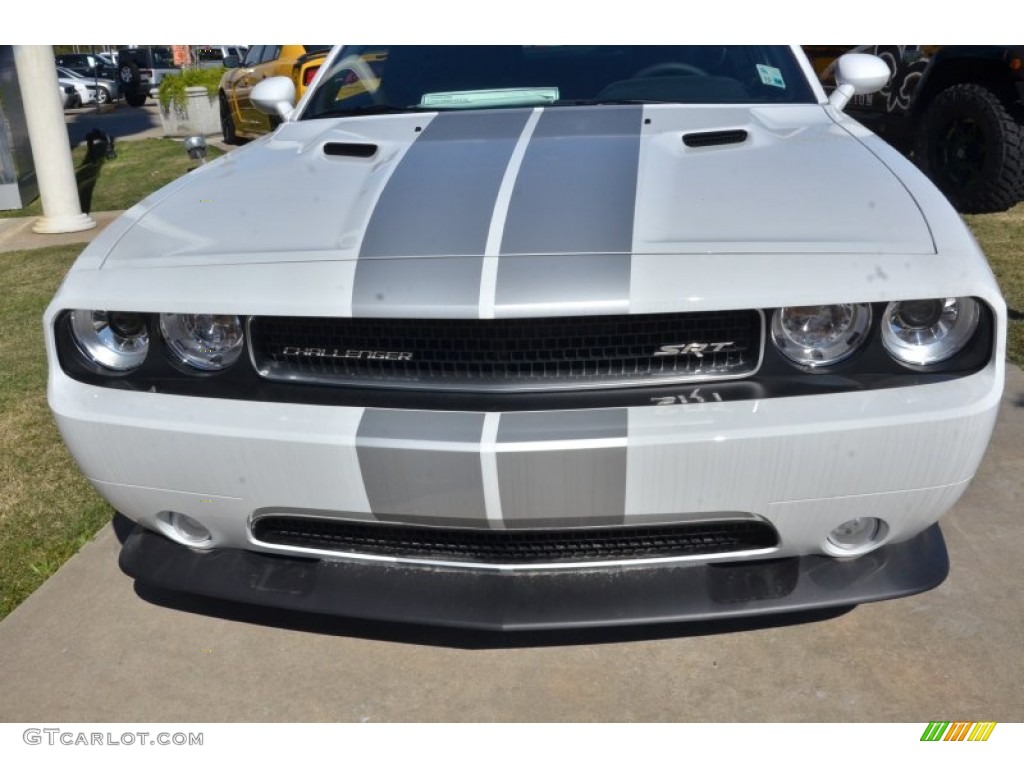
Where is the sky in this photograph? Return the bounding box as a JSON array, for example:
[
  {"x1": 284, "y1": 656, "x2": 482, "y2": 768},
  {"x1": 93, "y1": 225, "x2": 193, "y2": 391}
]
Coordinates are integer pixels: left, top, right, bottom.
[{"x1": 5, "y1": 1, "x2": 1014, "y2": 45}]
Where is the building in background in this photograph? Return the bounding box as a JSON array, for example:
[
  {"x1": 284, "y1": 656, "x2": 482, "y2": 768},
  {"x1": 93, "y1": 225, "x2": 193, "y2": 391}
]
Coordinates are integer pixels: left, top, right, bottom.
[{"x1": 0, "y1": 45, "x2": 38, "y2": 211}]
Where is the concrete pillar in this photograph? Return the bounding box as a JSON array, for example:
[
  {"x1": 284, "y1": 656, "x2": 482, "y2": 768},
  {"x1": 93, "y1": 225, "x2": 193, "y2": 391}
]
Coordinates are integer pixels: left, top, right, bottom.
[{"x1": 13, "y1": 45, "x2": 95, "y2": 234}]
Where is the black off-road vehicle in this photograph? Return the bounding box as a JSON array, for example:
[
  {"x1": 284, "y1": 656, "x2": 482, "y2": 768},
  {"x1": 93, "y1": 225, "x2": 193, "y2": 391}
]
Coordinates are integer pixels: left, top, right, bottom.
[
  {"x1": 804, "y1": 45, "x2": 1024, "y2": 213},
  {"x1": 116, "y1": 47, "x2": 179, "y2": 107}
]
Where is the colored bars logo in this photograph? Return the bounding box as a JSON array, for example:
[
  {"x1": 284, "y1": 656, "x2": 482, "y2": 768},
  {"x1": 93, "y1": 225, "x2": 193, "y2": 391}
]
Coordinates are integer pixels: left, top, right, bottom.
[{"x1": 921, "y1": 722, "x2": 997, "y2": 741}]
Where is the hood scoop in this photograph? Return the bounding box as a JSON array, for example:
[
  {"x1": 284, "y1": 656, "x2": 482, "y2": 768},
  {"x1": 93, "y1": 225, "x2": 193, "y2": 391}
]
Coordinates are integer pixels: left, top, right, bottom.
[
  {"x1": 323, "y1": 142, "x2": 378, "y2": 158},
  {"x1": 682, "y1": 129, "x2": 748, "y2": 148}
]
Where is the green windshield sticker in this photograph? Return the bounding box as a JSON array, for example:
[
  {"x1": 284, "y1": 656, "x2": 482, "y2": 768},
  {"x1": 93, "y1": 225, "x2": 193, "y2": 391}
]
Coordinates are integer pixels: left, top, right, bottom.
[
  {"x1": 756, "y1": 64, "x2": 785, "y2": 88},
  {"x1": 420, "y1": 87, "x2": 560, "y2": 109}
]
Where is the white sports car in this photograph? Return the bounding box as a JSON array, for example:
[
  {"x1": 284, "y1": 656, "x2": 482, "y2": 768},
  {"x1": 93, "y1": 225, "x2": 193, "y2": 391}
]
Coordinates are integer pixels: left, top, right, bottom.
[{"x1": 45, "y1": 46, "x2": 1006, "y2": 630}]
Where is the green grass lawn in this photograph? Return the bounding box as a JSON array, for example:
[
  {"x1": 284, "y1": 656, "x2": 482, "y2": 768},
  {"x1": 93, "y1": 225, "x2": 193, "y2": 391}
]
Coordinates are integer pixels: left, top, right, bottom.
[
  {"x1": 0, "y1": 245, "x2": 115, "y2": 618},
  {"x1": 964, "y1": 205, "x2": 1024, "y2": 367},
  {"x1": 0, "y1": 138, "x2": 223, "y2": 218},
  {"x1": 0, "y1": 205, "x2": 1021, "y2": 621}
]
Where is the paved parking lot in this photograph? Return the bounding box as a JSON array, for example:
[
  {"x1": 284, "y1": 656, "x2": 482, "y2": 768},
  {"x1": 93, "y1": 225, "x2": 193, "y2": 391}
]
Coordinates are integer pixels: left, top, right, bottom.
[
  {"x1": 63, "y1": 101, "x2": 164, "y2": 146},
  {"x1": 0, "y1": 365, "x2": 1020, "y2": 722}
]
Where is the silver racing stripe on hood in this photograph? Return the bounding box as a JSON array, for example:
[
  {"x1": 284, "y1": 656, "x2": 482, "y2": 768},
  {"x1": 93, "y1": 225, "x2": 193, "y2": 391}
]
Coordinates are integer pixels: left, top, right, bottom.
[
  {"x1": 499, "y1": 105, "x2": 644, "y2": 256},
  {"x1": 358, "y1": 109, "x2": 534, "y2": 259},
  {"x1": 353, "y1": 110, "x2": 532, "y2": 315},
  {"x1": 352, "y1": 105, "x2": 645, "y2": 318},
  {"x1": 493, "y1": 106, "x2": 643, "y2": 316}
]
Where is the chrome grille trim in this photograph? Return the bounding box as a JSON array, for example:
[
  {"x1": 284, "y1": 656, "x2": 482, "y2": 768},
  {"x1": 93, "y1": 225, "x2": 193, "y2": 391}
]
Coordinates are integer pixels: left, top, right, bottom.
[
  {"x1": 248, "y1": 310, "x2": 765, "y2": 392},
  {"x1": 248, "y1": 513, "x2": 780, "y2": 571}
]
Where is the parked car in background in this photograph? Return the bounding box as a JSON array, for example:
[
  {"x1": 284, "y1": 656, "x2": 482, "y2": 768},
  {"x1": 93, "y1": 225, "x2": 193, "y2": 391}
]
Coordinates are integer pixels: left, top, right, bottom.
[
  {"x1": 195, "y1": 45, "x2": 248, "y2": 69},
  {"x1": 117, "y1": 46, "x2": 179, "y2": 107},
  {"x1": 57, "y1": 66, "x2": 119, "y2": 105},
  {"x1": 56, "y1": 72, "x2": 95, "y2": 109},
  {"x1": 803, "y1": 45, "x2": 1024, "y2": 213},
  {"x1": 47, "y1": 46, "x2": 1006, "y2": 630},
  {"x1": 55, "y1": 52, "x2": 116, "y2": 80},
  {"x1": 57, "y1": 83, "x2": 77, "y2": 109},
  {"x1": 218, "y1": 44, "x2": 331, "y2": 143}
]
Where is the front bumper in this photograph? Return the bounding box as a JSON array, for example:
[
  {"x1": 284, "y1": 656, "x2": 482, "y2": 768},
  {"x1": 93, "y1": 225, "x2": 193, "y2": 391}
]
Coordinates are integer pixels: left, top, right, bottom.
[
  {"x1": 52, "y1": 362, "x2": 1001, "y2": 548},
  {"x1": 52, "y1": 359, "x2": 1000, "y2": 626},
  {"x1": 119, "y1": 522, "x2": 950, "y2": 630}
]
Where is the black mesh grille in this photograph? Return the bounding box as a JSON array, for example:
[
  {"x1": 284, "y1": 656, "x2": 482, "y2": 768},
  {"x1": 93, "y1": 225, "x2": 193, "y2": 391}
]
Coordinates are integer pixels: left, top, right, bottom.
[
  {"x1": 249, "y1": 311, "x2": 761, "y2": 391},
  {"x1": 250, "y1": 516, "x2": 778, "y2": 565}
]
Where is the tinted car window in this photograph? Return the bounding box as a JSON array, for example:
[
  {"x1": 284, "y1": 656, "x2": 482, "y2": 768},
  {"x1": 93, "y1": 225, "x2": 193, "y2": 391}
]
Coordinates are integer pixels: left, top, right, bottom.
[
  {"x1": 149, "y1": 47, "x2": 176, "y2": 68},
  {"x1": 242, "y1": 46, "x2": 264, "y2": 67},
  {"x1": 196, "y1": 47, "x2": 225, "y2": 62},
  {"x1": 304, "y1": 46, "x2": 817, "y2": 119}
]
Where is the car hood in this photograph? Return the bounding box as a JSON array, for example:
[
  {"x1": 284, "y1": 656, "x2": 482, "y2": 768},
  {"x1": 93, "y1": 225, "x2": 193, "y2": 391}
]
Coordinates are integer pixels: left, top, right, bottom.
[{"x1": 98, "y1": 104, "x2": 934, "y2": 273}]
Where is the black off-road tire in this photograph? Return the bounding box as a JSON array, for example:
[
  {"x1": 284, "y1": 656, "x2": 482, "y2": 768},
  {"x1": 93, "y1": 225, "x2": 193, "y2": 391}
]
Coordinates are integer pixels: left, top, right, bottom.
[
  {"x1": 120, "y1": 61, "x2": 147, "y2": 108},
  {"x1": 220, "y1": 94, "x2": 239, "y2": 144},
  {"x1": 915, "y1": 83, "x2": 1024, "y2": 213},
  {"x1": 119, "y1": 62, "x2": 139, "y2": 87}
]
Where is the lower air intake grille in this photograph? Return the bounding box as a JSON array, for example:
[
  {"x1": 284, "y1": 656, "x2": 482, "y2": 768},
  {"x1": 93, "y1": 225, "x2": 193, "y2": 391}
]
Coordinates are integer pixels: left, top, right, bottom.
[
  {"x1": 249, "y1": 310, "x2": 762, "y2": 392},
  {"x1": 250, "y1": 516, "x2": 778, "y2": 565}
]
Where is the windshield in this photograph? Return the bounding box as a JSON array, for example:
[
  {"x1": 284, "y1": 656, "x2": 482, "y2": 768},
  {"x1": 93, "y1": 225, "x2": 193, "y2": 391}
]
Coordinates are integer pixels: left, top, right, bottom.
[{"x1": 302, "y1": 46, "x2": 815, "y2": 119}]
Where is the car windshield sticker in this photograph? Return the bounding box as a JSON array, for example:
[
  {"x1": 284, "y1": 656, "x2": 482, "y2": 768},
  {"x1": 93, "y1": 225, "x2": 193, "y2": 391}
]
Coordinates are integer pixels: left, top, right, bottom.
[
  {"x1": 757, "y1": 64, "x2": 785, "y2": 88},
  {"x1": 421, "y1": 88, "x2": 560, "y2": 109}
]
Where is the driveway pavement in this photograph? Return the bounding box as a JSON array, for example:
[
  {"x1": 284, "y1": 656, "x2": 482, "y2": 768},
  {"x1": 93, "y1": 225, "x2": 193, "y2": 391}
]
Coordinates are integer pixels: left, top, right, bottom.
[
  {"x1": 63, "y1": 102, "x2": 165, "y2": 147},
  {"x1": 0, "y1": 364, "x2": 1021, "y2": 722}
]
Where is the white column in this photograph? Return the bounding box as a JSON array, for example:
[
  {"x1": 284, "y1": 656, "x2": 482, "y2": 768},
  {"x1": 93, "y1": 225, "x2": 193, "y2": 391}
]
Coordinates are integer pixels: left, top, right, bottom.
[{"x1": 13, "y1": 45, "x2": 96, "y2": 234}]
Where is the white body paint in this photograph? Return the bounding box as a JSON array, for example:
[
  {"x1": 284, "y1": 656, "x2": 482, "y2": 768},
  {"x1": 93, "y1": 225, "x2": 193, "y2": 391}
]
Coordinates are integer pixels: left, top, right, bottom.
[{"x1": 45, "y1": 46, "x2": 1005, "y2": 585}]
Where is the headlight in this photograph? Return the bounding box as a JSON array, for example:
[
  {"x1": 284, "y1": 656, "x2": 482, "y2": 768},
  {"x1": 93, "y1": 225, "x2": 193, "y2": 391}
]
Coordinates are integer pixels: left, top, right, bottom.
[
  {"x1": 69, "y1": 310, "x2": 149, "y2": 371},
  {"x1": 770, "y1": 304, "x2": 871, "y2": 368},
  {"x1": 159, "y1": 314, "x2": 244, "y2": 371},
  {"x1": 881, "y1": 297, "x2": 980, "y2": 365}
]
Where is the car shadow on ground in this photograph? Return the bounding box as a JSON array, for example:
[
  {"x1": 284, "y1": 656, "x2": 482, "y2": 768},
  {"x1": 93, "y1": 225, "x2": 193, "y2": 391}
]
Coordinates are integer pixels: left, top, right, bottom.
[
  {"x1": 65, "y1": 104, "x2": 161, "y2": 148},
  {"x1": 111, "y1": 513, "x2": 854, "y2": 649}
]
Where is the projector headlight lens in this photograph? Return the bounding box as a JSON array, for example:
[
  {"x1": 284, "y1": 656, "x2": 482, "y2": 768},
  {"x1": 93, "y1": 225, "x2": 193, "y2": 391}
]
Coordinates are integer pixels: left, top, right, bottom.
[
  {"x1": 771, "y1": 303, "x2": 871, "y2": 368},
  {"x1": 159, "y1": 313, "x2": 244, "y2": 371},
  {"x1": 69, "y1": 310, "x2": 149, "y2": 371},
  {"x1": 881, "y1": 297, "x2": 980, "y2": 365}
]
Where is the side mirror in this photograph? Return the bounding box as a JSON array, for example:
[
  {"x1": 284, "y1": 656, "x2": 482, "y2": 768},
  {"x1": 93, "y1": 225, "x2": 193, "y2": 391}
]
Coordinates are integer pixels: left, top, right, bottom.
[
  {"x1": 252, "y1": 76, "x2": 296, "y2": 121},
  {"x1": 828, "y1": 53, "x2": 891, "y2": 112},
  {"x1": 223, "y1": 55, "x2": 240, "y2": 69}
]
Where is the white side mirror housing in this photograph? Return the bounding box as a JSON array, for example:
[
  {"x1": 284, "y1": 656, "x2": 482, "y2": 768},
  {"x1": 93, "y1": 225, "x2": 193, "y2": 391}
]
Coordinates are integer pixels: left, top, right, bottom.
[
  {"x1": 252, "y1": 76, "x2": 297, "y2": 120},
  {"x1": 829, "y1": 53, "x2": 891, "y2": 112}
]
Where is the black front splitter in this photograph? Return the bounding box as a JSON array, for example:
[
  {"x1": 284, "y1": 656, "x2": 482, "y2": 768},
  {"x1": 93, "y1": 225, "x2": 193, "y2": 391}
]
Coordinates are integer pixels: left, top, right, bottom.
[{"x1": 118, "y1": 524, "x2": 949, "y2": 631}]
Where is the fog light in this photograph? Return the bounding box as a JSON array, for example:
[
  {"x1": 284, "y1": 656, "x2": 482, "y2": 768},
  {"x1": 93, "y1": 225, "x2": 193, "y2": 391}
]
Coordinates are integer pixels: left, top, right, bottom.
[
  {"x1": 168, "y1": 512, "x2": 211, "y2": 545},
  {"x1": 826, "y1": 517, "x2": 886, "y2": 555}
]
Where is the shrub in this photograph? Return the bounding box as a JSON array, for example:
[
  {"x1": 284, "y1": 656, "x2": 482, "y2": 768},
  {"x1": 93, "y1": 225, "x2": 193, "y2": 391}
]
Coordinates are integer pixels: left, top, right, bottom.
[{"x1": 158, "y1": 67, "x2": 225, "y2": 112}]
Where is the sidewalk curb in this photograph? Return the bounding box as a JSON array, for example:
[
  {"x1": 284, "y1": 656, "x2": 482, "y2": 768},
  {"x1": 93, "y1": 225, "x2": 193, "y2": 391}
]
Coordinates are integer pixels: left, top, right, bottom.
[{"x1": 0, "y1": 210, "x2": 126, "y2": 254}]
